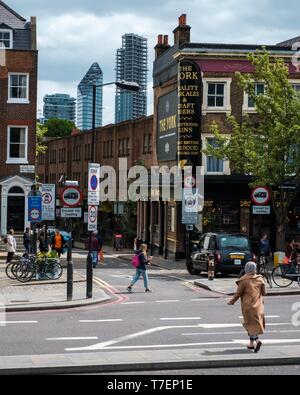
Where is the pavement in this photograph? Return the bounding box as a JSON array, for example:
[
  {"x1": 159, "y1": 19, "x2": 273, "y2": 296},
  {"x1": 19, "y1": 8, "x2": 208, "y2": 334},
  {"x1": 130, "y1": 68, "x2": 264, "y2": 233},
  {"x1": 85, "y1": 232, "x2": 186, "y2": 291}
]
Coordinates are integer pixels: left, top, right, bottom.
[
  {"x1": 0, "y1": 345, "x2": 300, "y2": 375},
  {"x1": 194, "y1": 275, "x2": 300, "y2": 296}
]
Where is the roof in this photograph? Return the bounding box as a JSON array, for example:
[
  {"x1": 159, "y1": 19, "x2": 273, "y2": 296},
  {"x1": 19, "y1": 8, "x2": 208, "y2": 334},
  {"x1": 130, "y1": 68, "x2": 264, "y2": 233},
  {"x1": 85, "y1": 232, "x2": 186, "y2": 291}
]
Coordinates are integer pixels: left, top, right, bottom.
[{"x1": 0, "y1": 0, "x2": 26, "y2": 22}]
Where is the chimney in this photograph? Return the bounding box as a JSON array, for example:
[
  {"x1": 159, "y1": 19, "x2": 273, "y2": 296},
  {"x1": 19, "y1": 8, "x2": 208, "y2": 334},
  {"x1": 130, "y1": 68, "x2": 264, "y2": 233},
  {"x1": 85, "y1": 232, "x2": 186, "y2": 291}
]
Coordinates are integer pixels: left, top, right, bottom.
[
  {"x1": 30, "y1": 16, "x2": 37, "y2": 50},
  {"x1": 173, "y1": 14, "x2": 191, "y2": 46},
  {"x1": 155, "y1": 34, "x2": 171, "y2": 59}
]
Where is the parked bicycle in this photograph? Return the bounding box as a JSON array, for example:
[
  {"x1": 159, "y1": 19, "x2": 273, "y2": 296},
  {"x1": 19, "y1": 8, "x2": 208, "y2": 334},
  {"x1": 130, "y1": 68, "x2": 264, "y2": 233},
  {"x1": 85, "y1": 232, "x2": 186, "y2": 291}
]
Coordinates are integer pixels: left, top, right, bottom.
[
  {"x1": 258, "y1": 253, "x2": 273, "y2": 288},
  {"x1": 272, "y1": 254, "x2": 300, "y2": 288},
  {"x1": 5, "y1": 253, "x2": 63, "y2": 283}
]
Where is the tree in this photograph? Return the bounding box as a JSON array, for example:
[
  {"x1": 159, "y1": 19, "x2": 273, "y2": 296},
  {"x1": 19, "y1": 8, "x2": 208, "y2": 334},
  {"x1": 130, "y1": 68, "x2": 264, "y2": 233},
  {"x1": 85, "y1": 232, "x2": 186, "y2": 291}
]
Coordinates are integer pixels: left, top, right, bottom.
[
  {"x1": 205, "y1": 49, "x2": 300, "y2": 250},
  {"x1": 36, "y1": 122, "x2": 47, "y2": 156},
  {"x1": 45, "y1": 118, "x2": 75, "y2": 138}
]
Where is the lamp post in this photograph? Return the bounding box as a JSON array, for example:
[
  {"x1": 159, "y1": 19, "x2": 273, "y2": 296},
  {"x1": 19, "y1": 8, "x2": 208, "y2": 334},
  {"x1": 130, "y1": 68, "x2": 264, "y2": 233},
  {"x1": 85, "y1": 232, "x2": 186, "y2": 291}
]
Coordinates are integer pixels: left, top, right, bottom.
[{"x1": 86, "y1": 80, "x2": 140, "y2": 299}]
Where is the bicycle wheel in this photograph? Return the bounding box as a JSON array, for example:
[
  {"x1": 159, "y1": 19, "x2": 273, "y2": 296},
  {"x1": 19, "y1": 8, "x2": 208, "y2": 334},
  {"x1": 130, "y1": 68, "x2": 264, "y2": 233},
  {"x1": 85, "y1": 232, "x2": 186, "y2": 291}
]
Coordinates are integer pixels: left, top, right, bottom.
[
  {"x1": 44, "y1": 260, "x2": 63, "y2": 280},
  {"x1": 5, "y1": 262, "x2": 18, "y2": 280},
  {"x1": 272, "y1": 264, "x2": 293, "y2": 288},
  {"x1": 261, "y1": 264, "x2": 273, "y2": 289},
  {"x1": 15, "y1": 263, "x2": 35, "y2": 283}
]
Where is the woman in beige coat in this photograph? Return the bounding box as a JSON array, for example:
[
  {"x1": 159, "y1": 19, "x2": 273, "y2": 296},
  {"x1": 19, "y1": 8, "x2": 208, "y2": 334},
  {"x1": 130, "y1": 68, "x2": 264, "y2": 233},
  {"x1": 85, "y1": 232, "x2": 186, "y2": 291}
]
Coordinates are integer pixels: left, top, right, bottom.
[{"x1": 228, "y1": 261, "x2": 266, "y2": 353}]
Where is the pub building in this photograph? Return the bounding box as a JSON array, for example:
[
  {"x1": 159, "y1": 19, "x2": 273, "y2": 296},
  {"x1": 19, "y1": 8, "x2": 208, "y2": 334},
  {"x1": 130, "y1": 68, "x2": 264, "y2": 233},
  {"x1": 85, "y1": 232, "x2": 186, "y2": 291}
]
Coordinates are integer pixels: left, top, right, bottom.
[{"x1": 136, "y1": 14, "x2": 300, "y2": 259}]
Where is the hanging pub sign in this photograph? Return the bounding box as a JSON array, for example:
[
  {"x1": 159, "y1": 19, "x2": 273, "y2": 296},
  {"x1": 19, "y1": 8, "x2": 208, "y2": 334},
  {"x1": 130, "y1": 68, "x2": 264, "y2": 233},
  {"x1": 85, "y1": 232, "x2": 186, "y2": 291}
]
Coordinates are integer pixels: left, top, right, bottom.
[
  {"x1": 177, "y1": 60, "x2": 201, "y2": 169},
  {"x1": 157, "y1": 90, "x2": 178, "y2": 161}
]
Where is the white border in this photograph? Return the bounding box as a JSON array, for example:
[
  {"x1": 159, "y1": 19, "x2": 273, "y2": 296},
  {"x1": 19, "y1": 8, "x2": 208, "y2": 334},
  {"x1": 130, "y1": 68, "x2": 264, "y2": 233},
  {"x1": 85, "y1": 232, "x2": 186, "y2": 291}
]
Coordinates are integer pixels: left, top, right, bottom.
[
  {"x1": 0, "y1": 29, "x2": 12, "y2": 49},
  {"x1": 7, "y1": 73, "x2": 30, "y2": 104},
  {"x1": 6, "y1": 125, "x2": 28, "y2": 164},
  {"x1": 202, "y1": 134, "x2": 230, "y2": 175},
  {"x1": 202, "y1": 77, "x2": 232, "y2": 115}
]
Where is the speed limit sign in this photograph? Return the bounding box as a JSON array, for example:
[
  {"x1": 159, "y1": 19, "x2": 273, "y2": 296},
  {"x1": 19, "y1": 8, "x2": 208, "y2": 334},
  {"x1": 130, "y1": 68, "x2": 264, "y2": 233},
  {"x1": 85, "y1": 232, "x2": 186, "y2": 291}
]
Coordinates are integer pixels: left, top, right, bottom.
[{"x1": 88, "y1": 205, "x2": 98, "y2": 231}]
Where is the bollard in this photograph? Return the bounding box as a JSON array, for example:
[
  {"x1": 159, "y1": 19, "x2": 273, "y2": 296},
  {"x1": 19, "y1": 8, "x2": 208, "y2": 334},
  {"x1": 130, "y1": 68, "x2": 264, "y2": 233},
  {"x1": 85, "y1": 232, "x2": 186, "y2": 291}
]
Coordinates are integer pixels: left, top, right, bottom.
[{"x1": 208, "y1": 253, "x2": 215, "y2": 281}]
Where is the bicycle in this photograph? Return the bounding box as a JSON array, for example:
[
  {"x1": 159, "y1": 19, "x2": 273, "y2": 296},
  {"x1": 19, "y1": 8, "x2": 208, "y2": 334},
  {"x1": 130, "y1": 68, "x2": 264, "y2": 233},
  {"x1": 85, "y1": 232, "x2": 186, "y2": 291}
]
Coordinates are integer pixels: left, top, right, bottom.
[
  {"x1": 14, "y1": 254, "x2": 63, "y2": 283},
  {"x1": 272, "y1": 254, "x2": 300, "y2": 288},
  {"x1": 258, "y1": 254, "x2": 273, "y2": 288}
]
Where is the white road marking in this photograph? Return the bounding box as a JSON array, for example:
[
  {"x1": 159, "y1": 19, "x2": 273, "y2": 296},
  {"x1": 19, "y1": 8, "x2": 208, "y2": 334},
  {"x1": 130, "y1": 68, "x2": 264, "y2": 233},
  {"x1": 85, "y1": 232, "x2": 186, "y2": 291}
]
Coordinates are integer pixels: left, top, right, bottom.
[
  {"x1": 160, "y1": 317, "x2": 201, "y2": 321},
  {"x1": 182, "y1": 330, "x2": 300, "y2": 336},
  {"x1": 46, "y1": 337, "x2": 98, "y2": 341},
  {"x1": 191, "y1": 299, "x2": 220, "y2": 302},
  {"x1": 197, "y1": 323, "x2": 292, "y2": 329},
  {"x1": 239, "y1": 315, "x2": 280, "y2": 319},
  {"x1": 122, "y1": 302, "x2": 145, "y2": 305},
  {"x1": 0, "y1": 321, "x2": 38, "y2": 324},
  {"x1": 66, "y1": 325, "x2": 204, "y2": 352},
  {"x1": 233, "y1": 339, "x2": 300, "y2": 345},
  {"x1": 156, "y1": 300, "x2": 180, "y2": 303},
  {"x1": 79, "y1": 319, "x2": 123, "y2": 323}
]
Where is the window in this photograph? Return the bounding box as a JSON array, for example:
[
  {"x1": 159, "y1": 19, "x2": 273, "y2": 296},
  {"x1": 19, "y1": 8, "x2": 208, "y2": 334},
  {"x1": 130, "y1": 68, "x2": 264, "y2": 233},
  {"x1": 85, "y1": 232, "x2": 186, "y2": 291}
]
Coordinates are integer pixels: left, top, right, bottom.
[
  {"x1": 7, "y1": 126, "x2": 28, "y2": 163},
  {"x1": 50, "y1": 149, "x2": 57, "y2": 164},
  {"x1": 8, "y1": 74, "x2": 29, "y2": 103},
  {"x1": 207, "y1": 83, "x2": 225, "y2": 107},
  {"x1": 0, "y1": 29, "x2": 12, "y2": 49},
  {"x1": 206, "y1": 138, "x2": 224, "y2": 174},
  {"x1": 202, "y1": 78, "x2": 232, "y2": 114},
  {"x1": 248, "y1": 83, "x2": 265, "y2": 108}
]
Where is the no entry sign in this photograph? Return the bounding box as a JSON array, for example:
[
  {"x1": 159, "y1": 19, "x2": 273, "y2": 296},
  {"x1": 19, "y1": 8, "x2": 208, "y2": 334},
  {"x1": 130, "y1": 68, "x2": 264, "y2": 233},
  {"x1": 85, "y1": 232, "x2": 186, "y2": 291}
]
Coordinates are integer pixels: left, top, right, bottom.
[
  {"x1": 251, "y1": 186, "x2": 271, "y2": 206},
  {"x1": 61, "y1": 186, "x2": 82, "y2": 208}
]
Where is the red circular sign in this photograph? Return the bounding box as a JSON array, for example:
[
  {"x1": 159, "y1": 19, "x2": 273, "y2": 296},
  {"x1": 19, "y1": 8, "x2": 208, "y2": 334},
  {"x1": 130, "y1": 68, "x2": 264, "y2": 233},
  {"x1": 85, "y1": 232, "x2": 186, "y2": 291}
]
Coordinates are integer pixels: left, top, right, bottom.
[
  {"x1": 61, "y1": 187, "x2": 82, "y2": 208},
  {"x1": 89, "y1": 206, "x2": 97, "y2": 223},
  {"x1": 251, "y1": 186, "x2": 271, "y2": 206}
]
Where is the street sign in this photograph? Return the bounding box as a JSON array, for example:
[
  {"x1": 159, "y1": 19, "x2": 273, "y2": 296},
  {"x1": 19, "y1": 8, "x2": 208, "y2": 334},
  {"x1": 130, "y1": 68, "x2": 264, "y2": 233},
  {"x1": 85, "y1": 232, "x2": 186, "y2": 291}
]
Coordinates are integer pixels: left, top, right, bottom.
[
  {"x1": 253, "y1": 205, "x2": 271, "y2": 215},
  {"x1": 42, "y1": 184, "x2": 55, "y2": 221},
  {"x1": 182, "y1": 189, "x2": 199, "y2": 225},
  {"x1": 186, "y1": 225, "x2": 194, "y2": 231},
  {"x1": 184, "y1": 175, "x2": 196, "y2": 189},
  {"x1": 28, "y1": 195, "x2": 42, "y2": 222},
  {"x1": 251, "y1": 186, "x2": 271, "y2": 206},
  {"x1": 88, "y1": 205, "x2": 98, "y2": 232},
  {"x1": 61, "y1": 207, "x2": 82, "y2": 218},
  {"x1": 88, "y1": 163, "x2": 100, "y2": 206},
  {"x1": 20, "y1": 165, "x2": 35, "y2": 174},
  {"x1": 61, "y1": 186, "x2": 82, "y2": 208}
]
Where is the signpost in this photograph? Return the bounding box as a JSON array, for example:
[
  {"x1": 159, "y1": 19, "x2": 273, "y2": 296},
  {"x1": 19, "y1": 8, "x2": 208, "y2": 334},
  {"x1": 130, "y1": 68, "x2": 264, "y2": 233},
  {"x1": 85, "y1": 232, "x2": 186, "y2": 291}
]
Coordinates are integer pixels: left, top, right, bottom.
[
  {"x1": 61, "y1": 186, "x2": 82, "y2": 208},
  {"x1": 253, "y1": 206, "x2": 271, "y2": 215},
  {"x1": 88, "y1": 164, "x2": 100, "y2": 206},
  {"x1": 61, "y1": 207, "x2": 82, "y2": 218},
  {"x1": 42, "y1": 184, "x2": 56, "y2": 221},
  {"x1": 251, "y1": 186, "x2": 271, "y2": 206},
  {"x1": 182, "y1": 189, "x2": 199, "y2": 225},
  {"x1": 88, "y1": 205, "x2": 98, "y2": 232},
  {"x1": 28, "y1": 194, "x2": 42, "y2": 223}
]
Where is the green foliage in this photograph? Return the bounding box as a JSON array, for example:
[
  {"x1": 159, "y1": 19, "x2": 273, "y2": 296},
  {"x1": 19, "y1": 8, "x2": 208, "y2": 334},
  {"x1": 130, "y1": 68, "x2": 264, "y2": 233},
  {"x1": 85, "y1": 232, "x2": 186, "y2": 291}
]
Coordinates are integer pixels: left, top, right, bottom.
[
  {"x1": 44, "y1": 118, "x2": 75, "y2": 138},
  {"x1": 205, "y1": 49, "x2": 300, "y2": 248},
  {"x1": 36, "y1": 122, "x2": 47, "y2": 156},
  {"x1": 206, "y1": 49, "x2": 300, "y2": 188}
]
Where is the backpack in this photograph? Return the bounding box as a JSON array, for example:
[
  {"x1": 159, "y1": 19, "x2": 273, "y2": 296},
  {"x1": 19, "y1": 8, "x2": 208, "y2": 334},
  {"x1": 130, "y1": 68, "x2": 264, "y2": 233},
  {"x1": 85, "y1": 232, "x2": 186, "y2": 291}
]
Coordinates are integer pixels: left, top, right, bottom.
[{"x1": 132, "y1": 254, "x2": 140, "y2": 268}]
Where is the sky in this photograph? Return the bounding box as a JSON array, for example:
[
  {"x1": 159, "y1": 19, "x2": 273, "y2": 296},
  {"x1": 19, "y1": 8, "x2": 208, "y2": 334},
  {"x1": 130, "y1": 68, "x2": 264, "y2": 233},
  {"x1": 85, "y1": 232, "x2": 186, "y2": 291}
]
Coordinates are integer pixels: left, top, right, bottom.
[{"x1": 6, "y1": 0, "x2": 300, "y2": 124}]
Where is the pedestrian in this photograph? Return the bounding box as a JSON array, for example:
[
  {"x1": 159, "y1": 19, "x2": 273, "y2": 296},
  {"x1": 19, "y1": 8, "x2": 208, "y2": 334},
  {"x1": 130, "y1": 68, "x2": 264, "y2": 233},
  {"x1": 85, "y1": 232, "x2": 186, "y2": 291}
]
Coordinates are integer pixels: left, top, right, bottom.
[
  {"x1": 285, "y1": 238, "x2": 299, "y2": 263},
  {"x1": 6, "y1": 229, "x2": 16, "y2": 264},
  {"x1": 259, "y1": 233, "x2": 272, "y2": 257},
  {"x1": 51, "y1": 229, "x2": 65, "y2": 258},
  {"x1": 90, "y1": 232, "x2": 100, "y2": 269},
  {"x1": 38, "y1": 227, "x2": 49, "y2": 254},
  {"x1": 127, "y1": 244, "x2": 152, "y2": 293},
  {"x1": 95, "y1": 230, "x2": 104, "y2": 265},
  {"x1": 23, "y1": 227, "x2": 31, "y2": 254},
  {"x1": 228, "y1": 261, "x2": 266, "y2": 353}
]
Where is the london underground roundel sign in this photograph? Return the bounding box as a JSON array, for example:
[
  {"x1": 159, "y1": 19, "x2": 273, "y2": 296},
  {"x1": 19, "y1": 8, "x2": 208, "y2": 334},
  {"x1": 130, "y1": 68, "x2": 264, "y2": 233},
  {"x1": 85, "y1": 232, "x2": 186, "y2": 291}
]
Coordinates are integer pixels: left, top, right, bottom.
[
  {"x1": 61, "y1": 187, "x2": 82, "y2": 208},
  {"x1": 251, "y1": 186, "x2": 271, "y2": 206}
]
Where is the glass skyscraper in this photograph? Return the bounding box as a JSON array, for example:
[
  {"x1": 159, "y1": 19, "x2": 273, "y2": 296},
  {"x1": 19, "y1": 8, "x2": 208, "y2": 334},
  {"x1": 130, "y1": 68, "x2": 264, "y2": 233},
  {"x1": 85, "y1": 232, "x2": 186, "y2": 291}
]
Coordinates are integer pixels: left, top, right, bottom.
[
  {"x1": 115, "y1": 34, "x2": 148, "y2": 123},
  {"x1": 43, "y1": 94, "x2": 76, "y2": 123},
  {"x1": 77, "y1": 63, "x2": 103, "y2": 131}
]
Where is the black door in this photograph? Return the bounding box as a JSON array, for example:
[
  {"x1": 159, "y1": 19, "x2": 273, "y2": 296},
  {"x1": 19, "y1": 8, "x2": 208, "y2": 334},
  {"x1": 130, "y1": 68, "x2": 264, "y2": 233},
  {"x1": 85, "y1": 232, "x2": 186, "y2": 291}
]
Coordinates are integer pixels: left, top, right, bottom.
[{"x1": 7, "y1": 196, "x2": 25, "y2": 231}]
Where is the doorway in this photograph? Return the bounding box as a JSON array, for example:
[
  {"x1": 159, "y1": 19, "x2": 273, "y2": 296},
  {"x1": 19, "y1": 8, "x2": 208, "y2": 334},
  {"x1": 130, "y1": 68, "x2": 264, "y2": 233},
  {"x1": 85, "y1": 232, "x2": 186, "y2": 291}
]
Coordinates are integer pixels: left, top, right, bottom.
[{"x1": 7, "y1": 187, "x2": 25, "y2": 232}]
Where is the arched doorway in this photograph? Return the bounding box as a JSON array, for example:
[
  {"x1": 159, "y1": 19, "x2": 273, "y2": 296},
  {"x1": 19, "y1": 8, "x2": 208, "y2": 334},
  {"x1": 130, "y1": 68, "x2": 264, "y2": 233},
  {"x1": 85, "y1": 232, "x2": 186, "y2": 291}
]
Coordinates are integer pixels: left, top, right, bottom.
[{"x1": 7, "y1": 186, "x2": 25, "y2": 231}]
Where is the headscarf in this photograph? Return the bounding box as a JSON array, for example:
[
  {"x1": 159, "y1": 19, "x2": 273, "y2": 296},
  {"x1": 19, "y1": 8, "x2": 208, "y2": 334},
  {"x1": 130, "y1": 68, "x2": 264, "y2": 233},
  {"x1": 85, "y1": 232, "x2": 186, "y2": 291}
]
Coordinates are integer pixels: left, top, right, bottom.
[{"x1": 245, "y1": 261, "x2": 257, "y2": 274}]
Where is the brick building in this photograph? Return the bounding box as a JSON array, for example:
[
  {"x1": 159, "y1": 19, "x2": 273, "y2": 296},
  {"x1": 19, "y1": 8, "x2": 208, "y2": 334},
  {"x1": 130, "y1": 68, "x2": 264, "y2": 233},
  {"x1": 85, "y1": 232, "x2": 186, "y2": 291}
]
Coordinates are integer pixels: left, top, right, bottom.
[
  {"x1": 37, "y1": 116, "x2": 154, "y2": 241},
  {"x1": 0, "y1": 1, "x2": 37, "y2": 235},
  {"x1": 137, "y1": 15, "x2": 300, "y2": 259}
]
